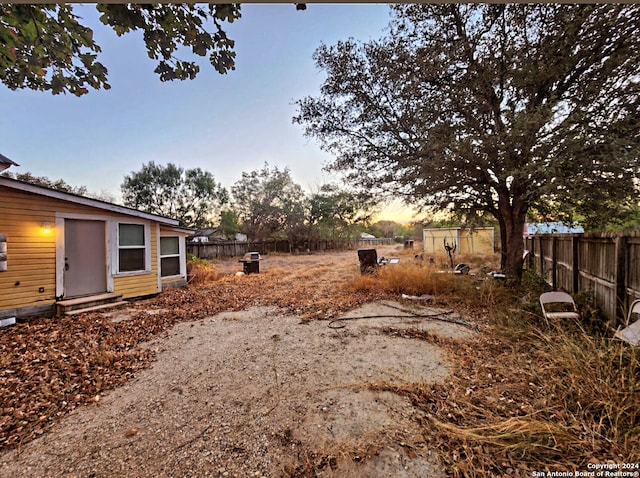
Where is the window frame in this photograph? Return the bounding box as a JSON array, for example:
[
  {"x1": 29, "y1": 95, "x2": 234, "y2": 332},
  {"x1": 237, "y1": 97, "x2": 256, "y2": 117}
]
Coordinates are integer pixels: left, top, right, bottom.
[
  {"x1": 116, "y1": 222, "x2": 151, "y2": 276},
  {"x1": 159, "y1": 235, "x2": 182, "y2": 278}
]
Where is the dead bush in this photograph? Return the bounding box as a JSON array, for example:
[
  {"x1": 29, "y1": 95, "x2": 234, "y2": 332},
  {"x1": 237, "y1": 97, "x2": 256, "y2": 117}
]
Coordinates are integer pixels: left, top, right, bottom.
[{"x1": 187, "y1": 259, "x2": 223, "y2": 285}]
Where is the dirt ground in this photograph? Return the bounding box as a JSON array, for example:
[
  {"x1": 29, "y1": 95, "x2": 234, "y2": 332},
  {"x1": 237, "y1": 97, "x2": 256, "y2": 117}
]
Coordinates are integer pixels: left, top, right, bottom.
[{"x1": 0, "y1": 246, "x2": 478, "y2": 477}]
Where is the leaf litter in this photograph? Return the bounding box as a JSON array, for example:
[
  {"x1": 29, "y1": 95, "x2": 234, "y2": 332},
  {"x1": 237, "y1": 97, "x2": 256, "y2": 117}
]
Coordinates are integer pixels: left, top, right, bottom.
[{"x1": 2, "y1": 246, "x2": 633, "y2": 476}]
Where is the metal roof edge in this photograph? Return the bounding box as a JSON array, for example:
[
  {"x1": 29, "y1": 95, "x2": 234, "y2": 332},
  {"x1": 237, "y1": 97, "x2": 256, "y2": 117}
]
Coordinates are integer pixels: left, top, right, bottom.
[{"x1": 0, "y1": 176, "x2": 180, "y2": 226}]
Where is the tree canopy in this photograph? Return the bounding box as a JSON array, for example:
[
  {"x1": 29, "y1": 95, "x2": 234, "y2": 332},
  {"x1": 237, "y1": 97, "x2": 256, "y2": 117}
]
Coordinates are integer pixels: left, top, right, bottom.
[
  {"x1": 0, "y1": 3, "x2": 241, "y2": 96},
  {"x1": 307, "y1": 183, "x2": 376, "y2": 241},
  {"x1": 1, "y1": 170, "x2": 88, "y2": 195},
  {"x1": 230, "y1": 163, "x2": 306, "y2": 241},
  {"x1": 121, "y1": 161, "x2": 228, "y2": 228},
  {"x1": 295, "y1": 4, "x2": 640, "y2": 279}
]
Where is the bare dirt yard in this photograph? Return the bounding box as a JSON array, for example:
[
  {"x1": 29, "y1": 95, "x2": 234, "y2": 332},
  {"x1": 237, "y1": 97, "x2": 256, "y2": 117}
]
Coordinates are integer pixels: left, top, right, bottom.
[{"x1": 0, "y1": 246, "x2": 482, "y2": 477}]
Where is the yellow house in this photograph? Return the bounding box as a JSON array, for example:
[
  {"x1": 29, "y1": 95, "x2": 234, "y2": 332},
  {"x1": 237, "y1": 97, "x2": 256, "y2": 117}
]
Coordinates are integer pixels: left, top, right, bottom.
[
  {"x1": 423, "y1": 227, "x2": 495, "y2": 256},
  {"x1": 0, "y1": 176, "x2": 190, "y2": 318}
]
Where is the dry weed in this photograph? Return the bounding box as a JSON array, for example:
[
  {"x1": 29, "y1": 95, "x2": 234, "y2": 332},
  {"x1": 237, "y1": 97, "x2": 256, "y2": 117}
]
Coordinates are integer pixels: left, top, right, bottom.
[
  {"x1": 351, "y1": 261, "x2": 460, "y2": 297},
  {"x1": 346, "y1": 256, "x2": 638, "y2": 475},
  {"x1": 368, "y1": 311, "x2": 639, "y2": 476},
  {"x1": 186, "y1": 261, "x2": 223, "y2": 285}
]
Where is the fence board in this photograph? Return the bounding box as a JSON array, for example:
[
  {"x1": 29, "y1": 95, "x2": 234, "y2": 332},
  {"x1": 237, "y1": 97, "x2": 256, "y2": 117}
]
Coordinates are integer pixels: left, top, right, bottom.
[
  {"x1": 525, "y1": 231, "x2": 640, "y2": 324},
  {"x1": 627, "y1": 238, "x2": 640, "y2": 305},
  {"x1": 556, "y1": 236, "x2": 574, "y2": 292},
  {"x1": 187, "y1": 238, "x2": 393, "y2": 260}
]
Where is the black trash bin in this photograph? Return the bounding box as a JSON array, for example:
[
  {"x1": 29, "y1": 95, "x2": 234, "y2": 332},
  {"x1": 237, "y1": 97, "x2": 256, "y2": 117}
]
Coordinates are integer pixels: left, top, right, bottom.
[
  {"x1": 239, "y1": 251, "x2": 261, "y2": 274},
  {"x1": 242, "y1": 260, "x2": 259, "y2": 274},
  {"x1": 357, "y1": 248, "x2": 378, "y2": 274}
]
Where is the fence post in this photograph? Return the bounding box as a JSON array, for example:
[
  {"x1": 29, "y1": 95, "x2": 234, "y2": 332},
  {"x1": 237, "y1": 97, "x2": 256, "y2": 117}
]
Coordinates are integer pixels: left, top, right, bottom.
[
  {"x1": 615, "y1": 234, "x2": 628, "y2": 324},
  {"x1": 538, "y1": 236, "x2": 544, "y2": 278},
  {"x1": 551, "y1": 236, "x2": 558, "y2": 290},
  {"x1": 526, "y1": 237, "x2": 534, "y2": 269},
  {"x1": 572, "y1": 234, "x2": 580, "y2": 293}
]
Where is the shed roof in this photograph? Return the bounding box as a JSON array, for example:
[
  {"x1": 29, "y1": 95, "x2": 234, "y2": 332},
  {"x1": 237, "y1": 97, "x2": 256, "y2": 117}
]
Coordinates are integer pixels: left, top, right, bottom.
[
  {"x1": 525, "y1": 222, "x2": 584, "y2": 235},
  {"x1": 0, "y1": 176, "x2": 179, "y2": 226}
]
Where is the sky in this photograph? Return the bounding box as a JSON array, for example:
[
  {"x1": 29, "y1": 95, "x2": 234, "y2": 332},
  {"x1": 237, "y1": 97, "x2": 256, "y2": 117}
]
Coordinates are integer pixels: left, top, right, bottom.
[{"x1": 1, "y1": 3, "x2": 416, "y2": 222}]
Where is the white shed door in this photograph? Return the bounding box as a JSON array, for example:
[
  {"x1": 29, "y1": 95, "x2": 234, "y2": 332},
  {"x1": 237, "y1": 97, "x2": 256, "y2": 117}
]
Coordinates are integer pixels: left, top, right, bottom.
[{"x1": 64, "y1": 219, "x2": 107, "y2": 298}]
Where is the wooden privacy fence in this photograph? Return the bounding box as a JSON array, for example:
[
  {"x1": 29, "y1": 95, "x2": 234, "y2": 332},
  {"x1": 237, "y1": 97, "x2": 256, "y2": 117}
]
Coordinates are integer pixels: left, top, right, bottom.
[
  {"x1": 187, "y1": 238, "x2": 393, "y2": 260},
  {"x1": 525, "y1": 231, "x2": 640, "y2": 323}
]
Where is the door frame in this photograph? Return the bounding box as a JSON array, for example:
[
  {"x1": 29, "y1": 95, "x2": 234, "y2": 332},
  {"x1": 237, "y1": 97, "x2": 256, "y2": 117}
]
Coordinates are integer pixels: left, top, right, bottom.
[{"x1": 55, "y1": 213, "x2": 114, "y2": 299}]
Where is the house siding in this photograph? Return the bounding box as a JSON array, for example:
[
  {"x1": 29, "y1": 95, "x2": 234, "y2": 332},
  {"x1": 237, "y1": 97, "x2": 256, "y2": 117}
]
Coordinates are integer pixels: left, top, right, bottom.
[
  {"x1": 0, "y1": 185, "x2": 169, "y2": 316},
  {"x1": 0, "y1": 188, "x2": 58, "y2": 311}
]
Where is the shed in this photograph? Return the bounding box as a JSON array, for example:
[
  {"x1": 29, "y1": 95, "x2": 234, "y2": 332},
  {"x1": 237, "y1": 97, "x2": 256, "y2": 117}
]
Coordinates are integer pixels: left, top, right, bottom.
[
  {"x1": 423, "y1": 227, "x2": 495, "y2": 255},
  {"x1": 0, "y1": 176, "x2": 190, "y2": 318}
]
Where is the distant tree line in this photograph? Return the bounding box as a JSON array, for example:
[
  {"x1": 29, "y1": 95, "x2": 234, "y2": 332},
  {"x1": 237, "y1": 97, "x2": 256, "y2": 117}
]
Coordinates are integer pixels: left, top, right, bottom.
[
  {"x1": 4, "y1": 161, "x2": 638, "y2": 245},
  {"x1": 4, "y1": 162, "x2": 414, "y2": 242}
]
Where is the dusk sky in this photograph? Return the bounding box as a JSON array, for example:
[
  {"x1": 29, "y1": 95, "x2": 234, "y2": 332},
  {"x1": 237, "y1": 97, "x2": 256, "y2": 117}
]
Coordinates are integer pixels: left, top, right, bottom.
[{"x1": 1, "y1": 4, "x2": 416, "y2": 221}]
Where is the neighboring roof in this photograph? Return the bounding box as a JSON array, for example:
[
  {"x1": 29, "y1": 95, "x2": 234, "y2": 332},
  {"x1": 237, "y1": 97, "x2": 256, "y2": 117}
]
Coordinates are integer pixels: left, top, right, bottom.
[
  {"x1": 191, "y1": 227, "x2": 220, "y2": 236},
  {"x1": 525, "y1": 222, "x2": 584, "y2": 235},
  {"x1": 0, "y1": 153, "x2": 19, "y2": 171},
  {"x1": 0, "y1": 176, "x2": 179, "y2": 226}
]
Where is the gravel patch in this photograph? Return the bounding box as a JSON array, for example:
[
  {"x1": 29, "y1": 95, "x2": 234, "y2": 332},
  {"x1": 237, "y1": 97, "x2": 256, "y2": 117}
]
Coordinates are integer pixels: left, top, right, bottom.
[{"x1": 0, "y1": 298, "x2": 475, "y2": 477}]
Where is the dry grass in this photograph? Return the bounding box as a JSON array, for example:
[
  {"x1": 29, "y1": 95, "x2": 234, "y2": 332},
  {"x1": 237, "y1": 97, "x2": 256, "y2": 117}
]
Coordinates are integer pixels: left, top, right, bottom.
[
  {"x1": 329, "y1": 252, "x2": 639, "y2": 474},
  {"x1": 350, "y1": 257, "x2": 512, "y2": 319},
  {"x1": 351, "y1": 262, "x2": 460, "y2": 297},
  {"x1": 356, "y1": 264, "x2": 640, "y2": 476}
]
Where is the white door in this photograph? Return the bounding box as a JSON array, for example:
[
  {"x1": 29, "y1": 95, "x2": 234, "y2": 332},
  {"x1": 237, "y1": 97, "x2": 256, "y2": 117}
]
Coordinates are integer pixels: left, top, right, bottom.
[{"x1": 63, "y1": 219, "x2": 107, "y2": 298}]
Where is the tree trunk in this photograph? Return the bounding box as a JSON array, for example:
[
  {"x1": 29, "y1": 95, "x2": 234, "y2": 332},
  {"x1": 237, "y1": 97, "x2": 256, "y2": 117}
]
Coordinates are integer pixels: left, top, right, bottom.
[
  {"x1": 503, "y1": 220, "x2": 525, "y2": 281},
  {"x1": 497, "y1": 214, "x2": 508, "y2": 272},
  {"x1": 497, "y1": 195, "x2": 528, "y2": 282}
]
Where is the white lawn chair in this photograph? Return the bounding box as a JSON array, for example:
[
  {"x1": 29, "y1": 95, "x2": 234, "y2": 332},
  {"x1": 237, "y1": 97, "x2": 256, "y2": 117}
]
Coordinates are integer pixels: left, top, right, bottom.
[
  {"x1": 614, "y1": 299, "x2": 640, "y2": 346},
  {"x1": 539, "y1": 291, "x2": 580, "y2": 328}
]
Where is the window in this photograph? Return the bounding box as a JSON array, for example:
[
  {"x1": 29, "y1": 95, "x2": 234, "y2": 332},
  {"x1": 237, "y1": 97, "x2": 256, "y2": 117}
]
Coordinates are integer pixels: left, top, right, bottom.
[
  {"x1": 118, "y1": 223, "x2": 146, "y2": 272},
  {"x1": 160, "y1": 236, "x2": 181, "y2": 277}
]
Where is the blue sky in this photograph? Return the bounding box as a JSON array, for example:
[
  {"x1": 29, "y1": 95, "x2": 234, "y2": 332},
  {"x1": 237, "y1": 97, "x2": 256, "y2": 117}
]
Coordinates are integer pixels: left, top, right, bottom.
[{"x1": 1, "y1": 4, "x2": 417, "y2": 220}]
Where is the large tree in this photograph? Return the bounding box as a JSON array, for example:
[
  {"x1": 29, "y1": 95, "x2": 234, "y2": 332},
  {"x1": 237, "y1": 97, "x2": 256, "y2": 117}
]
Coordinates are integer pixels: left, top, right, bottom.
[
  {"x1": 295, "y1": 4, "x2": 640, "y2": 280},
  {"x1": 231, "y1": 163, "x2": 306, "y2": 241},
  {"x1": 121, "y1": 161, "x2": 228, "y2": 228},
  {"x1": 307, "y1": 183, "x2": 376, "y2": 241},
  {"x1": 0, "y1": 3, "x2": 241, "y2": 96}
]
